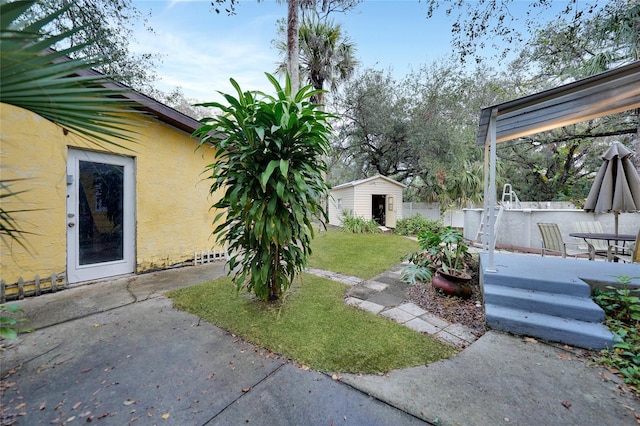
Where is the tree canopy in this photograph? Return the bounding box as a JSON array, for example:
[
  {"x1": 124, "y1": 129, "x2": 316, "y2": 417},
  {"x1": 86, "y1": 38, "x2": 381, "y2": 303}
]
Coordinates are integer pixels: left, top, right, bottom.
[
  {"x1": 515, "y1": 0, "x2": 639, "y2": 82},
  {"x1": 24, "y1": 0, "x2": 159, "y2": 92},
  {"x1": 423, "y1": 0, "x2": 606, "y2": 64},
  {"x1": 328, "y1": 0, "x2": 639, "y2": 204},
  {"x1": 330, "y1": 61, "x2": 516, "y2": 206}
]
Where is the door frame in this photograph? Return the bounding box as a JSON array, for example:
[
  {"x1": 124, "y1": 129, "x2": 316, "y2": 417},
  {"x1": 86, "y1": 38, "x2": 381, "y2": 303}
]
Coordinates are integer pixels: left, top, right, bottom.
[
  {"x1": 66, "y1": 149, "x2": 136, "y2": 283},
  {"x1": 372, "y1": 194, "x2": 386, "y2": 226}
]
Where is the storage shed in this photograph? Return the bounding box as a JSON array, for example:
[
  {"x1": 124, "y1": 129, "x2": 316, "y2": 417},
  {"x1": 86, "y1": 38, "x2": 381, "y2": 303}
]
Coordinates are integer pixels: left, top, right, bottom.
[{"x1": 328, "y1": 175, "x2": 405, "y2": 228}]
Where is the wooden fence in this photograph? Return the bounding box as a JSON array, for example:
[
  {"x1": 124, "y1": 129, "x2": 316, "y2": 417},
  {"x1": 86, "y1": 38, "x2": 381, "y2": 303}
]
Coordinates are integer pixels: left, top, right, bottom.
[{"x1": 1, "y1": 272, "x2": 67, "y2": 303}]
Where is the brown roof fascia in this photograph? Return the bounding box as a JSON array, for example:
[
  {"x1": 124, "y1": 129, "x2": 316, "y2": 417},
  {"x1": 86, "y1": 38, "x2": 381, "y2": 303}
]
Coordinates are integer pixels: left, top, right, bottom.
[{"x1": 74, "y1": 67, "x2": 201, "y2": 134}]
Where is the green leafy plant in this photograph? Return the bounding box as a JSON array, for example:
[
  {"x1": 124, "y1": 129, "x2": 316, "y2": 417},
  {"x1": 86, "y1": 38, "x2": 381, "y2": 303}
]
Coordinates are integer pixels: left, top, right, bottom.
[
  {"x1": 400, "y1": 262, "x2": 433, "y2": 285},
  {"x1": 193, "y1": 73, "x2": 334, "y2": 301},
  {"x1": 401, "y1": 226, "x2": 471, "y2": 284},
  {"x1": 339, "y1": 210, "x2": 380, "y2": 234},
  {"x1": 592, "y1": 275, "x2": 640, "y2": 391},
  {"x1": 394, "y1": 215, "x2": 444, "y2": 236},
  {"x1": 436, "y1": 227, "x2": 471, "y2": 274},
  {"x1": 0, "y1": 304, "x2": 33, "y2": 341},
  {"x1": 417, "y1": 227, "x2": 470, "y2": 273}
]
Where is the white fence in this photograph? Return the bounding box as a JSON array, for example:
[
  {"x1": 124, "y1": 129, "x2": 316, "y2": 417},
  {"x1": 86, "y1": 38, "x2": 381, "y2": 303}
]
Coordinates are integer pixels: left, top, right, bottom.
[
  {"x1": 193, "y1": 248, "x2": 228, "y2": 265},
  {"x1": 402, "y1": 202, "x2": 466, "y2": 228},
  {"x1": 463, "y1": 208, "x2": 640, "y2": 250},
  {"x1": 402, "y1": 202, "x2": 440, "y2": 221}
]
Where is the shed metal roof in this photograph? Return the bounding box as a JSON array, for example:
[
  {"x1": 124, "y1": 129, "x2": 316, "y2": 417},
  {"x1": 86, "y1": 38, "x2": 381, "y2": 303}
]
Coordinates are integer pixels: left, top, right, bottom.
[
  {"x1": 476, "y1": 61, "x2": 640, "y2": 146},
  {"x1": 330, "y1": 174, "x2": 406, "y2": 191}
]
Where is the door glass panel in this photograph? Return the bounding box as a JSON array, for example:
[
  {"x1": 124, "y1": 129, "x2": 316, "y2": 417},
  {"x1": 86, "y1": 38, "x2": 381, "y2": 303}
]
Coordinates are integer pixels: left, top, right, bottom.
[{"x1": 78, "y1": 160, "x2": 124, "y2": 265}]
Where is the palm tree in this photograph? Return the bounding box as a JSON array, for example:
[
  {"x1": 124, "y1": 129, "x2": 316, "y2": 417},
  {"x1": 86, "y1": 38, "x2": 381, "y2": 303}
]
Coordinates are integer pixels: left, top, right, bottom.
[
  {"x1": 286, "y1": 0, "x2": 300, "y2": 93},
  {"x1": 277, "y1": 15, "x2": 358, "y2": 105},
  {"x1": 1, "y1": 0, "x2": 138, "y2": 245},
  {"x1": 275, "y1": 15, "x2": 357, "y2": 222}
]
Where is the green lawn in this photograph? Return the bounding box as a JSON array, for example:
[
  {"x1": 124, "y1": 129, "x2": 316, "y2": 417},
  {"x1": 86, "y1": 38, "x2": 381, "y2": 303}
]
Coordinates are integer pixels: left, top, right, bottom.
[
  {"x1": 168, "y1": 231, "x2": 455, "y2": 373},
  {"x1": 309, "y1": 230, "x2": 418, "y2": 279}
]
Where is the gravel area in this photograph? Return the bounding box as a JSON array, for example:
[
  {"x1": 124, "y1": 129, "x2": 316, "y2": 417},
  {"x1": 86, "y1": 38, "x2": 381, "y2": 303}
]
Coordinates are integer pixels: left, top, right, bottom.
[{"x1": 405, "y1": 258, "x2": 486, "y2": 336}]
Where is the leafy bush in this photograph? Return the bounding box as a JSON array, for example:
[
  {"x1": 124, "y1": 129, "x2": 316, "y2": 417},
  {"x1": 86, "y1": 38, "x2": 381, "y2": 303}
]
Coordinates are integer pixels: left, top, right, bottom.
[
  {"x1": 401, "y1": 227, "x2": 471, "y2": 285},
  {"x1": 592, "y1": 275, "x2": 640, "y2": 391},
  {"x1": 340, "y1": 211, "x2": 380, "y2": 234},
  {"x1": 0, "y1": 304, "x2": 32, "y2": 341},
  {"x1": 193, "y1": 74, "x2": 334, "y2": 301},
  {"x1": 400, "y1": 262, "x2": 433, "y2": 285},
  {"x1": 394, "y1": 215, "x2": 444, "y2": 236}
]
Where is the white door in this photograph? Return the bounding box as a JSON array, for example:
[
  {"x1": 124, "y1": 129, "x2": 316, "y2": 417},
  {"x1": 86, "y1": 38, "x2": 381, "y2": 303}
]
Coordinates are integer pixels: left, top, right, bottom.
[
  {"x1": 386, "y1": 196, "x2": 396, "y2": 228},
  {"x1": 67, "y1": 149, "x2": 135, "y2": 283}
]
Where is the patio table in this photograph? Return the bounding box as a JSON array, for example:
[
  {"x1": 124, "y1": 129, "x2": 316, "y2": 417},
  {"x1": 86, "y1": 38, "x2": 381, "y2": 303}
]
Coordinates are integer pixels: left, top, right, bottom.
[
  {"x1": 569, "y1": 232, "x2": 635, "y2": 246},
  {"x1": 569, "y1": 233, "x2": 635, "y2": 261}
]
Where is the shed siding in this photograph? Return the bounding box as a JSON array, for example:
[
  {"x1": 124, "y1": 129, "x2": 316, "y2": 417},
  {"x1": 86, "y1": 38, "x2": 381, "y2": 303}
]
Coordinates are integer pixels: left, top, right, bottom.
[
  {"x1": 354, "y1": 184, "x2": 374, "y2": 220},
  {"x1": 328, "y1": 176, "x2": 404, "y2": 227},
  {"x1": 328, "y1": 186, "x2": 354, "y2": 226}
]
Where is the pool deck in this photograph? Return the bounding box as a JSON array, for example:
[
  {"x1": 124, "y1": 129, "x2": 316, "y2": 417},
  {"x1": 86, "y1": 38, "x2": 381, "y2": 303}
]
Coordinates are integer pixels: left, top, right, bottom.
[{"x1": 481, "y1": 251, "x2": 640, "y2": 290}]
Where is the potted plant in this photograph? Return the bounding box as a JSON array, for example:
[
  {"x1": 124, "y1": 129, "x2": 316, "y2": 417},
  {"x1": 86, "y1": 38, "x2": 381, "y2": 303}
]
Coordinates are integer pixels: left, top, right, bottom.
[
  {"x1": 434, "y1": 227, "x2": 471, "y2": 276},
  {"x1": 401, "y1": 227, "x2": 472, "y2": 297}
]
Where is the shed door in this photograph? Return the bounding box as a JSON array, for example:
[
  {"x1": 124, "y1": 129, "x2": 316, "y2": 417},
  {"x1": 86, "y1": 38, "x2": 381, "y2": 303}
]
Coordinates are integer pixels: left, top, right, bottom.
[
  {"x1": 386, "y1": 195, "x2": 396, "y2": 228},
  {"x1": 66, "y1": 149, "x2": 135, "y2": 283}
]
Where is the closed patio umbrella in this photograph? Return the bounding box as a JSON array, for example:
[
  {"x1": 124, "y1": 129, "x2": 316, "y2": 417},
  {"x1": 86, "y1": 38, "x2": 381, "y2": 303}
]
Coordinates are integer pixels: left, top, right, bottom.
[{"x1": 584, "y1": 142, "x2": 640, "y2": 235}]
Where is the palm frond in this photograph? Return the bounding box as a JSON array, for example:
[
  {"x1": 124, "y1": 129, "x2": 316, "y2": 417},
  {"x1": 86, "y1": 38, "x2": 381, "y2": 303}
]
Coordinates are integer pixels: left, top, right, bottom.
[
  {"x1": 0, "y1": 179, "x2": 38, "y2": 250},
  {"x1": 0, "y1": 0, "x2": 140, "y2": 146}
]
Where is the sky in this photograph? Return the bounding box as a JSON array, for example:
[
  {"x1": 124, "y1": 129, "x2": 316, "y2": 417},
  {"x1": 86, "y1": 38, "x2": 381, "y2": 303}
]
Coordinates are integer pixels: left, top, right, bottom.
[{"x1": 130, "y1": 0, "x2": 561, "y2": 102}]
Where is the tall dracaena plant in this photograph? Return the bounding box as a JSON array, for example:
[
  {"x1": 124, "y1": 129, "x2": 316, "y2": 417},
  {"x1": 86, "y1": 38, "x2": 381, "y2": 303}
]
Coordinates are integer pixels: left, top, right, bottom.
[{"x1": 194, "y1": 73, "x2": 334, "y2": 301}]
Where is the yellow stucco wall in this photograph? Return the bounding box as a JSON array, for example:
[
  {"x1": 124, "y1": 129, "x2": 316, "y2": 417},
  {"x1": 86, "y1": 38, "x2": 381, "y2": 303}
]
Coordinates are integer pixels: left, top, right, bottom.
[{"x1": 1, "y1": 102, "x2": 223, "y2": 285}]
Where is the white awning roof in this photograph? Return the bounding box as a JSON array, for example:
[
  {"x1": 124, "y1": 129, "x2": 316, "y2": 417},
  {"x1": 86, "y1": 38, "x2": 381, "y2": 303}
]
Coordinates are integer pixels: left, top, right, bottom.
[{"x1": 477, "y1": 61, "x2": 640, "y2": 146}]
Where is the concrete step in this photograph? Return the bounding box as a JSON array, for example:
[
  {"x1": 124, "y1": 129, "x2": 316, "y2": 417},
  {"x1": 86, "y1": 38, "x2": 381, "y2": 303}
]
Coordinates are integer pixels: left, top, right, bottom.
[
  {"x1": 483, "y1": 284, "x2": 605, "y2": 323},
  {"x1": 485, "y1": 304, "x2": 616, "y2": 350},
  {"x1": 483, "y1": 273, "x2": 591, "y2": 297}
]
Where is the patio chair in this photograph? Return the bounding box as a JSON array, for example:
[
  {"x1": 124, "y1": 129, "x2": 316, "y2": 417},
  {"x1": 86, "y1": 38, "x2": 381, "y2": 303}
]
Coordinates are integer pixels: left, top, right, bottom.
[
  {"x1": 607, "y1": 229, "x2": 640, "y2": 264},
  {"x1": 537, "y1": 223, "x2": 594, "y2": 260},
  {"x1": 573, "y1": 221, "x2": 608, "y2": 258}
]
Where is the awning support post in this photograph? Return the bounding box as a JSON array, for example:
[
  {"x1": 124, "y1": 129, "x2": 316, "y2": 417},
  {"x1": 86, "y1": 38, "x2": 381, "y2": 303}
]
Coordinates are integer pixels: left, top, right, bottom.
[{"x1": 486, "y1": 108, "x2": 498, "y2": 273}]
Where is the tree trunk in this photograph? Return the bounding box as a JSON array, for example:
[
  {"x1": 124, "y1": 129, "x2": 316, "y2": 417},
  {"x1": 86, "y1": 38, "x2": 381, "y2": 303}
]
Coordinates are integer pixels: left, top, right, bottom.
[{"x1": 287, "y1": 0, "x2": 299, "y2": 93}]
